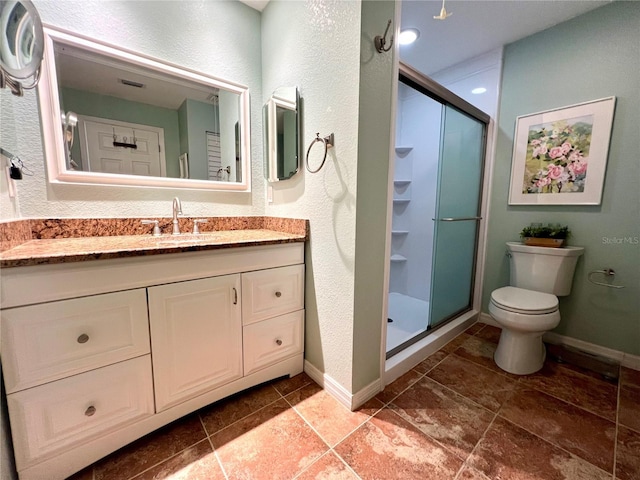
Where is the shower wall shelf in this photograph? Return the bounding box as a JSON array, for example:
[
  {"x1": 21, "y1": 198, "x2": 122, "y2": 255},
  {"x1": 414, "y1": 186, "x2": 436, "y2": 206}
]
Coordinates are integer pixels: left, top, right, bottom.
[
  {"x1": 393, "y1": 198, "x2": 410, "y2": 204},
  {"x1": 390, "y1": 254, "x2": 407, "y2": 262},
  {"x1": 392, "y1": 230, "x2": 409, "y2": 235},
  {"x1": 394, "y1": 179, "x2": 412, "y2": 187},
  {"x1": 395, "y1": 146, "x2": 413, "y2": 155}
]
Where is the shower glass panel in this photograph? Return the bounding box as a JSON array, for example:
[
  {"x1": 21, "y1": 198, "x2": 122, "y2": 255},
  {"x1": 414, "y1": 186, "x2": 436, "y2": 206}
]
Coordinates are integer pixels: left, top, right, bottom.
[
  {"x1": 386, "y1": 66, "x2": 488, "y2": 359},
  {"x1": 429, "y1": 106, "x2": 485, "y2": 328}
]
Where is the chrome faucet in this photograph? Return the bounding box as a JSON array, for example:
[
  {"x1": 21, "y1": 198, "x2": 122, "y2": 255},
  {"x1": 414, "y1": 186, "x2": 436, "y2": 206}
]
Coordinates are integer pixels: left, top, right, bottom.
[{"x1": 172, "y1": 197, "x2": 183, "y2": 235}]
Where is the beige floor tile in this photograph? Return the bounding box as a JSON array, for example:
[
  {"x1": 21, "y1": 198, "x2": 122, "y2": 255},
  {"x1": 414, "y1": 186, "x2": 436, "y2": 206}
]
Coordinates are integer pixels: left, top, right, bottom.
[
  {"x1": 334, "y1": 408, "x2": 463, "y2": 480},
  {"x1": 427, "y1": 354, "x2": 517, "y2": 412},
  {"x1": 375, "y1": 368, "x2": 423, "y2": 405},
  {"x1": 271, "y1": 372, "x2": 314, "y2": 396},
  {"x1": 389, "y1": 376, "x2": 494, "y2": 459},
  {"x1": 286, "y1": 382, "x2": 380, "y2": 446},
  {"x1": 519, "y1": 361, "x2": 618, "y2": 421},
  {"x1": 616, "y1": 425, "x2": 640, "y2": 480},
  {"x1": 500, "y1": 387, "x2": 615, "y2": 472},
  {"x1": 413, "y1": 350, "x2": 449, "y2": 375},
  {"x1": 295, "y1": 451, "x2": 359, "y2": 480},
  {"x1": 468, "y1": 417, "x2": 611, "y2": 480},
  {"x1": 93, "y1": 414, "x2": 206, "y2": 480},
  {"x1": 211, "y1": 398, "x2": 328, "y2": 479},
  {"x1": 131, "y1": 440, "x2": 224, "y2": 480},
  {"x1": 199, "y1": 383, "x2": 281, "y2": 435}
]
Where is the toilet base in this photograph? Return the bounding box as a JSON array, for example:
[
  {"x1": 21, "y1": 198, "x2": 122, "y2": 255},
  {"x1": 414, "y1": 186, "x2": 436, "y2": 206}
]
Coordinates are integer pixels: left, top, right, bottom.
[{"x1": 494, "y1": 329, "x2": 546, "y2": 375}]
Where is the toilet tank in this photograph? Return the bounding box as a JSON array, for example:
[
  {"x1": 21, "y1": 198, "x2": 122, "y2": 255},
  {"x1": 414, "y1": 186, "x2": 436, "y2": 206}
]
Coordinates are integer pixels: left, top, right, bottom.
[{"x1": 507, "y1": 242, "x2": 584, "y2": 296}]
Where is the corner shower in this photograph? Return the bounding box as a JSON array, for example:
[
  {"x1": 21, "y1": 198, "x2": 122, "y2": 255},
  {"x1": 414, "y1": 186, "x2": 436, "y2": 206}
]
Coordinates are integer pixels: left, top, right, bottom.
[{"x1": 386, "y1": 63, "x2": 489, "y2": 358}]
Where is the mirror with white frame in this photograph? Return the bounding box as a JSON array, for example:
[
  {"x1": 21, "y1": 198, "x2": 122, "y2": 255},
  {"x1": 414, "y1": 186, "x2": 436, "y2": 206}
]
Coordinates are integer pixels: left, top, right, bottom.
[
  {"x1": 264, "y1": 86, "x2": 300, "y2": 182},
  {"x1": 38, "y1": 27, "x2": 251, "y2": 191}
]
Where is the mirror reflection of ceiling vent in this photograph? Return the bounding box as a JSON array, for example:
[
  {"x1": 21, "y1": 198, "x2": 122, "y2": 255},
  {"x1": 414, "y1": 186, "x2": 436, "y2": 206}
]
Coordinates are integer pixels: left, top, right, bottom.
[{"x1": 119, "y1": 78, "x2": 145, "y2": 88}]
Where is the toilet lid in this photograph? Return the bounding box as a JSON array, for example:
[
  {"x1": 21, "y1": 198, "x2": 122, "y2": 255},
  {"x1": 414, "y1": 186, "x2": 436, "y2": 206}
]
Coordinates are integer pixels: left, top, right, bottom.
[{"x1": 491, "y1": 287, "x2": 558, "y2": 314}]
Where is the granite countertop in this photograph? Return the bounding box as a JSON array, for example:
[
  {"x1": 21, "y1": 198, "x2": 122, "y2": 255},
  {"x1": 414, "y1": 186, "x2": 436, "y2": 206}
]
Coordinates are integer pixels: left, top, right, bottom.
[{"x1": 0, "y1": 217, "x2": 308, "y2": 268}]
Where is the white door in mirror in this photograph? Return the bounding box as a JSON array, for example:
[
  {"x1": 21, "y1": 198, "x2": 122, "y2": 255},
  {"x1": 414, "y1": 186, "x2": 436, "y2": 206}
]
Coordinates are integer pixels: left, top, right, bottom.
[{"x1": 80, "y1": 117, "x2": 165, "y2": 177}]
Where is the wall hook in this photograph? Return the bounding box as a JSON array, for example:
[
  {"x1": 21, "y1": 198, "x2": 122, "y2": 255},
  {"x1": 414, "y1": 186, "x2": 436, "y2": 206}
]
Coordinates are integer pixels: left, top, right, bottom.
[{"x1": 374, "y1": 20, "x2": 394, "y2": 53}]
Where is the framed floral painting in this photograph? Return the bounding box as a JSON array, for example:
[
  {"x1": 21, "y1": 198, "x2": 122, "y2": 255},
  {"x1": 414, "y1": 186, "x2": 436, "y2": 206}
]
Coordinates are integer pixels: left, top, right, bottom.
[{"x1": 508, "y1": 97, "x2": 616, "y2": 205}]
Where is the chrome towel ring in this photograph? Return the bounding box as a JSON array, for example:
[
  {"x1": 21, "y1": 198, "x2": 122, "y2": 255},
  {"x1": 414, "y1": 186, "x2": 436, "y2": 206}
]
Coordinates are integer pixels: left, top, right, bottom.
[
  {"x1": 587, "y1": 268, "x2": 625, "y2": 289},
  {"x1": 305, "y1": 132, "x2": 334, "y2": 173}
]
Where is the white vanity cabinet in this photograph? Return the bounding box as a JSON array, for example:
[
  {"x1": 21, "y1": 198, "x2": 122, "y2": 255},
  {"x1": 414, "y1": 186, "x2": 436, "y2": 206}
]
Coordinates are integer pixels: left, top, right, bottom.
[{"x1": 0, "y1": 243, "x2": 305, "y2": 480}]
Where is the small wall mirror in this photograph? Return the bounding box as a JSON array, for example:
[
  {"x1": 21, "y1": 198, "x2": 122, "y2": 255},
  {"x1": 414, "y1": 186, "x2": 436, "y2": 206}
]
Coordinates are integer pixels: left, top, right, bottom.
[
  {"x1": 38, "y1": 27, "x2": 251, "y2": 191},
  {"x1": 264, "y1": 86, "x2": 301, "y2": 182},
  {"x1": 0, "y1": 0, "x2": 44, "y2": 96}
]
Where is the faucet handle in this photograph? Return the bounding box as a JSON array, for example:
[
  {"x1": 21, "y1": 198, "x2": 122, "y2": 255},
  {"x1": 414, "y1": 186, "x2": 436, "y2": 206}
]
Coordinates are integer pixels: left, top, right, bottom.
[
  {"x1": 141, "y1": 220, "x2": 161, "y2": 236},
  {"x1": 193, "y1": 219, "x2": 208, "y2": 235}
]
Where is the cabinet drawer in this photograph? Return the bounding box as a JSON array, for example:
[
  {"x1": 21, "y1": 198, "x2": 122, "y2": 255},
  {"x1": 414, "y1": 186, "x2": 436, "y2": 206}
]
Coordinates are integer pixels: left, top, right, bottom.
[
  {"x1": 1, "y1": 289, "x2": 150, "y2": 394},
  {"x1": 243, "y1": 310, "x2": 304, "y2": 375},
  {"x1": 7, "y1": 355, "x2": 154, "y2": 470},
  {"x1": 241, "y1": 264, "x2": 304, "y2": 325}
]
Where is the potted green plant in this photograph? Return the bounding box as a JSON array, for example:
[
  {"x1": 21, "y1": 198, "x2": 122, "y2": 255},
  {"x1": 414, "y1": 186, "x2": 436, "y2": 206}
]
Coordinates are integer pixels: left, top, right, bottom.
[{"x1": 519, "y1": 223, "x2": 571, "y2": 248}]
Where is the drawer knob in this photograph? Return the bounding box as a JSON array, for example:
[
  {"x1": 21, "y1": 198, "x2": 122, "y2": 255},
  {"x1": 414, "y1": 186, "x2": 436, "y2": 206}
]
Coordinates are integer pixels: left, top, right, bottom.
[
  {"x1": 77, "y1": 333, "x2": 90, "y2": 344},
  {"x1": 275, "y1": 291, "x2": 282, "y2": 298},
  {"x1": 85, "y1": 406, "x2": 96, "y2": 417},
  {"x1": 275, "y1": 339, "x2": 283, "y2": 346}
]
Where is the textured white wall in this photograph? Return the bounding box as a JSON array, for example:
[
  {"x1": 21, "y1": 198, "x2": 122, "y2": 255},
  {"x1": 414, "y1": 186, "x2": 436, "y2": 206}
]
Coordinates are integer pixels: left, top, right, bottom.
[
  {"x1": 261, "y1": 0, "x2": 362, "y2": 390},
  {"x1": 0, "y1": 0, "x2": 263, "y2": 220}
]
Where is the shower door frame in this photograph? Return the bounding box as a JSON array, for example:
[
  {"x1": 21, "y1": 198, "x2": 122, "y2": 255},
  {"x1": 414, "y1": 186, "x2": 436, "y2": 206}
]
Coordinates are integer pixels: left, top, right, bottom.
[{"x1": 385, "y1": 62, "x2": 490, "y2": 359}]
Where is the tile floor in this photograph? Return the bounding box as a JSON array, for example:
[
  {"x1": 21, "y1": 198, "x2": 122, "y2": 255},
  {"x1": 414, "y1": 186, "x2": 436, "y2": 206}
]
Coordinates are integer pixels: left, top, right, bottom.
[{"x1": 69, "y1": 323, "x2": 640, "y2": 480}]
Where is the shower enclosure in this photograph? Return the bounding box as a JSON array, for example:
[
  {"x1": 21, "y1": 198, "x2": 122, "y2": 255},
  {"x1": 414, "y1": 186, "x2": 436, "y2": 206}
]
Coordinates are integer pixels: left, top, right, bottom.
[{"x1": 387, "y1": 63, "x2": 489, "y2": 358}]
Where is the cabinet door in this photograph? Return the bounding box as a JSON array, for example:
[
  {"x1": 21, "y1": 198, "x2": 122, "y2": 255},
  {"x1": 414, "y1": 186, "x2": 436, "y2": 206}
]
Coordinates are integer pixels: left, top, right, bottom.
[{"x1": 148, "y1": 275, "x2": 242, "y2": 411}]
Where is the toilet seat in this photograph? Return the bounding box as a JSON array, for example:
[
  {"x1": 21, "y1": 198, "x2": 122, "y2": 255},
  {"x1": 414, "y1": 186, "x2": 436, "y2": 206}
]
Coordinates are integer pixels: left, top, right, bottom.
[{"x1": 490, "y1": 286, "x2": 558, "y2": 315}]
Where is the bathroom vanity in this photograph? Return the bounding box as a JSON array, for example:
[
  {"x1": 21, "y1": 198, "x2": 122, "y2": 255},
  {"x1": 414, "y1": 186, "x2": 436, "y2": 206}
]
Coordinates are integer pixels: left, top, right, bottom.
[{"x1": 0, "y1": 222, "x2": 306, "y2": 480}]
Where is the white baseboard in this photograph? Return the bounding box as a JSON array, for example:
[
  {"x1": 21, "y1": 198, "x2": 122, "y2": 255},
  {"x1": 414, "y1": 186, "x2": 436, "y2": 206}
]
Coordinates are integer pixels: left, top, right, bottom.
[
  {"x1": 303, "y1": 360, "x2": 382, "y2": 411},
  {"x1": 543, "y1": 332, "x2": 640, "y2": 370},
  {"x1": 352, "y1": 377, "x2": 382, "y2": 410},
  {"x1": 479, "y1": 313, "x2": 640, "y2": 371}
]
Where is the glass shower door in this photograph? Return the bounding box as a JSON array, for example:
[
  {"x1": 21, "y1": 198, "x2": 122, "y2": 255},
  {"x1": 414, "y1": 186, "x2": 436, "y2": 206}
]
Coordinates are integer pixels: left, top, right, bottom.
[{"x1": 428, "y1": 105, "x2": 485, "y2": 328}]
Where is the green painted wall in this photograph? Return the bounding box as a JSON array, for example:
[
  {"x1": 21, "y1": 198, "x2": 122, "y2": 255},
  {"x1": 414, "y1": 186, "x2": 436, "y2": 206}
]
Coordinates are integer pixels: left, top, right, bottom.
[
  {"x1": 483, "y1": 1, "x2": 640, "y2": 355},
  {"x1": 60, "y1": 87, "x2": 181, "y2": 177}
]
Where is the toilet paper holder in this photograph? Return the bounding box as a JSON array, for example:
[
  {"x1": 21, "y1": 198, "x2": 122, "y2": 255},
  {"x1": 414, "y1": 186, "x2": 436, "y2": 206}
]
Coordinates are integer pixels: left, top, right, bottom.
[{"x1": 587, "y1": 268, "x2": 625, "y2": 289}]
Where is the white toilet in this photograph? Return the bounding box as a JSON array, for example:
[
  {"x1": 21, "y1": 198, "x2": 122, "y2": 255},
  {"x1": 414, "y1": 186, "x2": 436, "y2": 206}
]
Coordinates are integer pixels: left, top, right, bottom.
[{"x1": 490, "y1": 241, "x2": 584, "y2": 375}]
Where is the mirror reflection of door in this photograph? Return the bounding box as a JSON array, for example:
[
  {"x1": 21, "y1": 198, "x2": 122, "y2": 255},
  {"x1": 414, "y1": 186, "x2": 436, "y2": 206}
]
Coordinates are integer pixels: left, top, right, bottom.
[{"x1": 78, "y1": 116, "x2": 165, "y2": 177}]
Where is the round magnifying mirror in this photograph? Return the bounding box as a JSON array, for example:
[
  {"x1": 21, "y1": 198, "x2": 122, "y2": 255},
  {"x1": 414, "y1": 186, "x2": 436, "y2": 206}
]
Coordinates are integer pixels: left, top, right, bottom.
[{"x1": 0, "y1": 0, "x2": 44, "y2": 87}]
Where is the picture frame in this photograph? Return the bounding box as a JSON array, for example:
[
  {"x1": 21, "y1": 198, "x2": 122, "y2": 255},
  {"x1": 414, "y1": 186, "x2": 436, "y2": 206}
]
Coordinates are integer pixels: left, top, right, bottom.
[{"x1": 508, "y1": 96, "x2": 616, "y2": 205}]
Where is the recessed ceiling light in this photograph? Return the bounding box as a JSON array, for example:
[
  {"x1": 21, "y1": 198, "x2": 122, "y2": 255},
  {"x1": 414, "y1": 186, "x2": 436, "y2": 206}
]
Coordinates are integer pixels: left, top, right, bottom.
[
  {"x1": 472, "y1": 87, "x2": 487, "y2": 95},
  {"x1": 399, "y1": 28, "x2": 420, "y2": 46}
]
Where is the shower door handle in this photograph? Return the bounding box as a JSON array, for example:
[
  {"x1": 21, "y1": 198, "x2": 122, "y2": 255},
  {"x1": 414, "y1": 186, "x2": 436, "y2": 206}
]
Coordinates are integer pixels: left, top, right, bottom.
[{"x1": 432, "y1": 216, "x2": 482, "y2": 222}]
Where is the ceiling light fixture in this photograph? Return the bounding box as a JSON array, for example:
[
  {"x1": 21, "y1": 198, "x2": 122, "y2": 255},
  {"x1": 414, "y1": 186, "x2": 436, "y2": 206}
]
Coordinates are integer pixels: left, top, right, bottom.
[
  {"x1": 399, "y1": 28, "x2": 420, "y2": 45},
  {"x1": 434, "y1": 0, "x2": 453, "y2": 20},
  {"x1": 472, "y1": 87, "x2": 487, "y2": 95}
]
